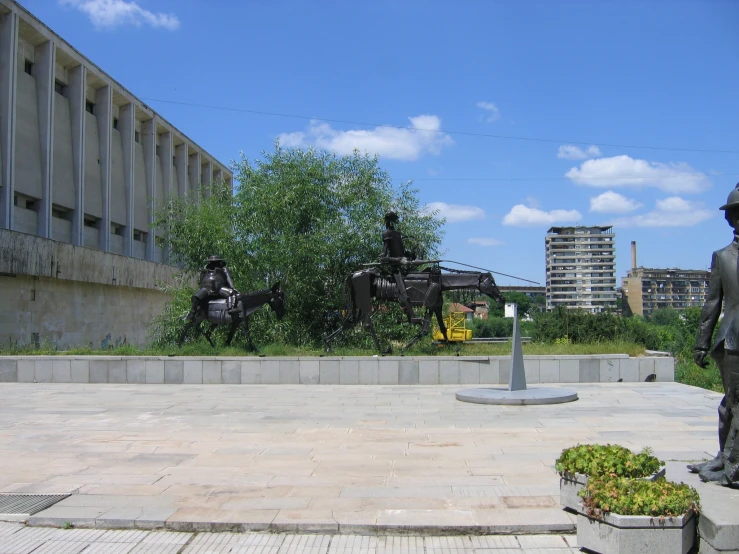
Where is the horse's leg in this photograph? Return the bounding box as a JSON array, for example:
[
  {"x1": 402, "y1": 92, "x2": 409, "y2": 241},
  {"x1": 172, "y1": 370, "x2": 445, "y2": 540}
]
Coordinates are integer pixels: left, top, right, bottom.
[
  {"x1": 242, "y1": 316, "x2": 257, "y2": 352},
  {"x1": 325, "y1": 273, "x2": 368, "y2": 352},
  {"x1": 434, "y1": 293, "x2": 449, "y2": 343},
  {"x1": 203, "y1": 323, "x2": 217, "y2": 348},
  {"x1": 177, "y1": 320, "x2": 194, "y2": 347},
  {"x1": 402, "y1": 308, "x2": 433, "y2": 352},
  {"x1": 225, "y1": 319, "x2": 238, "y2": 347},
  {"x1": 362, "y1": 309, "x2": 388, "y2": 354},
  {"x1": 178, "y1": 311, "x2": 204, "y2": 346},
  {"x1": 324, "y1": 312, "x2": 355, "y2": 353}
]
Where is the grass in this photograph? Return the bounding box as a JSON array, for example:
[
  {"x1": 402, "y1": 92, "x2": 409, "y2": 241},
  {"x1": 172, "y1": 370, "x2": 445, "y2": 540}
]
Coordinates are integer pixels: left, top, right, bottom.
[{"x1": 674, "y1": 354, "x2": 723, "y2": 393}]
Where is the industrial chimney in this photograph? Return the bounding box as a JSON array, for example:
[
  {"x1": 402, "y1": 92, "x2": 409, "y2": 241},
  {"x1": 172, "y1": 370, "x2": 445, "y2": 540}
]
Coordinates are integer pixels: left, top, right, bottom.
[{"x1": 631, "y1": 241, "x2": 637, "y2": 270}]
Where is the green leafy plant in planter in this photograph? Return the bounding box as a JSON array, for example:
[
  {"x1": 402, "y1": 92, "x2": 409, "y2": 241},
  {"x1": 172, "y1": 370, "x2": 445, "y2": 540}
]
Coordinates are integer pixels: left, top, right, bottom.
[
  {"x1": 556, "y1": 444, "x2": 664, "y2": 513},
  {"x1": 576, "y1": 477, "x2": 701, "y2": 554},
  {"x1": 556, "y1": 444, "x2": 663, "y2": 479},
  {"x1": 581, "y1": 477, "x2": 700, "y2": 520}
]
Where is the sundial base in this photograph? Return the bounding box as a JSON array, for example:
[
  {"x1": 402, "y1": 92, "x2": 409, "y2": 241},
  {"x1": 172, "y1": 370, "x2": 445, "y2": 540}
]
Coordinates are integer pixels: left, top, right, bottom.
[{"x1": 455, "y1": 387, "x2": 579, "y2": 406}]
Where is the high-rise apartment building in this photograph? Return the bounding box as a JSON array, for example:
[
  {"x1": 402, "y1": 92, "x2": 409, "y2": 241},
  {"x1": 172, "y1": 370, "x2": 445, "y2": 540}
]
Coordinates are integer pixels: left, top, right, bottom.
[
  {"x1": 545, "y1": 226, "x2": 618, "y2": 313},
  {"x1": 621, "y1": 242, "x2": 710, "y2": 316}
]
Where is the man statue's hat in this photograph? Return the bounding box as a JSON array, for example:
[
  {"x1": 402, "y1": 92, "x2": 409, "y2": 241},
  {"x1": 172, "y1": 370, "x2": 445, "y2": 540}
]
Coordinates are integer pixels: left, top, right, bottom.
[
  {"x1": 719, "y1": 183, "x2": 739, "y2": 210},
  {"x1": 206, "y1": 255, "x2": 225, "y2": 264}
]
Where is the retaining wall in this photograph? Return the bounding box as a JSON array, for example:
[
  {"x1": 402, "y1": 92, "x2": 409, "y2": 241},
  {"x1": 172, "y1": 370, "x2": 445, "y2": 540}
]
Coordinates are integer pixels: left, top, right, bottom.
[{"x1": 0, "y1": 355, "x2": 674, "y2": 385}]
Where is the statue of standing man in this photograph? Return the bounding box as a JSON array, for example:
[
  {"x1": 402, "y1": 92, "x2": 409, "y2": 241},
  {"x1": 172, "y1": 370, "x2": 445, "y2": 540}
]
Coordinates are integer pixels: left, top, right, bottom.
[{"x1": 690, "y1": 183, "x2": 739, "y2": 486}]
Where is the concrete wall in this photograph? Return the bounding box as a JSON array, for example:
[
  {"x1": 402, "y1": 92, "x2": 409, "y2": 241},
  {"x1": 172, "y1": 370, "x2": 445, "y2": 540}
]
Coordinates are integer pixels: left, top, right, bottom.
[
  {"x1": 0, "y1": 274, "x2": 171, "y2": 348},
  {"x1": 0, "y1": 229, "x2": 181, "y2": 289},
  {"x1": 0, "y1": 355, "x2": 675, "y2": 385},
  {"x1": 0, "y1": 228, "x2": 187, "y2": 347}
]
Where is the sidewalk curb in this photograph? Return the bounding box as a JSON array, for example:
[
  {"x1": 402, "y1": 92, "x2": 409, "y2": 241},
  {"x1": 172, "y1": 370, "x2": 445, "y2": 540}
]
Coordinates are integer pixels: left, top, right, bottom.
[{"x1": 24, "y1": 516, "x2": 576, "y2": 536}]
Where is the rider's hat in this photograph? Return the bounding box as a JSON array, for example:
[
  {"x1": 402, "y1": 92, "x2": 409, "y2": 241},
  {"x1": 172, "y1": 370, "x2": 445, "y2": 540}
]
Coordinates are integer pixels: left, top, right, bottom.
[
  {"x1": 384, "y1": 211, "x2": 399, "y2": 223},
  {"x1": 719, "y1": 183, "x2": 739, "y2": 211},
  {"x1": 206, "y1": 255, "x2": 225, "y2": 266}
]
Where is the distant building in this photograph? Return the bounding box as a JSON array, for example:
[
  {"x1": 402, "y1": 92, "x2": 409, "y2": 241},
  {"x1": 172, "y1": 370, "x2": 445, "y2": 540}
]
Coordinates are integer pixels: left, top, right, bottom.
[
  {"x1": 621, "y1": 242, "x2": 709, "y2": 316},
  {"x1": 447, "y1": 303, "x2": 474, "y2": 321},
  {"x1": 545, "y1": 226, "x2": 617, "y2": 313},
  {"x1": 466, "y1": 300, "x2": 488, "y2": 319}
]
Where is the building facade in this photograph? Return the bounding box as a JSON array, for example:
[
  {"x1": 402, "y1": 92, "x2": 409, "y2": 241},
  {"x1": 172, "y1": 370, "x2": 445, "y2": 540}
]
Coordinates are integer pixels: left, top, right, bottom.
[
  {"x1": 0, "y1": 0, "x2": 232, "y2": 348},
  {"x1": 545, "y1": 226, "x2": 617, "y2": 313},
  {"x1": 622, "y1": 267, "x2": 710, "y2": 317}
]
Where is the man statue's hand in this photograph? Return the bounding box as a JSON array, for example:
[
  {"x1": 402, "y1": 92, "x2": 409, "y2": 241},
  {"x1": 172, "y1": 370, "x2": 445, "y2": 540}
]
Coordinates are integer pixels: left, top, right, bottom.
[{"x1": 693, "y1": 348, "x2": 709, "y2": 368}]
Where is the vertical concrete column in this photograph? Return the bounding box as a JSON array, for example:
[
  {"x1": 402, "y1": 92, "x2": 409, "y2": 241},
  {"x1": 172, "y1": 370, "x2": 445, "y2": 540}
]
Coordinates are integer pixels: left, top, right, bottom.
[
  {"x1": 68, "y1": 65, "x2": 86, "y2": 246},
  {"x1": 0, "y1": 11, "x2": 18, "y2": 230},
  {"x1": 95, "y1": 85, "x2": 112, "y2": 252},
  {"x1": 159, "y1": 129, "x2": 172, "y2": 199},
  {"x1": 213, "y1": 167, "x2": 222, "y2": 185},
  {"x1": 119, "y1": 103, "x2": 135, "y2": 256},
  {"x1": 174, "y1": 142, "x2": 188, "y2": 197},
  {"x1": 142, "y1": 117, "x2": 156, "y2": 260},
  {"x1": 157, "y1": 128, "x2": 173, "y2": 263},
  {"x1": 35, "y1": 40, "x2": 55, "y2": 238},
  {"x1": 188, "y1": 151, "x2": 200, "y2": 200},
  {"x1": 201, "y1": 160, "x2": 212, "y2": 199}
]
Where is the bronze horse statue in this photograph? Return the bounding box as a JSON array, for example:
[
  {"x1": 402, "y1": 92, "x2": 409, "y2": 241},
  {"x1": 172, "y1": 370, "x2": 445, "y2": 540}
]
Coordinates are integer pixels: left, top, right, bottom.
[
  {"x1": 324, "y1": 264, "x2": 505, "y2": 353},
  {"x1": 179, "y1": 283, "x2": 285, "y2": 351}
]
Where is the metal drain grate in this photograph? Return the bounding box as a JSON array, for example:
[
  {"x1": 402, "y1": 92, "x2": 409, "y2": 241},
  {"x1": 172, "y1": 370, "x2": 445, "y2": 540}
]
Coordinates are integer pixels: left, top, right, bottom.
[{"x1": 0, "y1": 494, "x2": 71, "y2": 516}]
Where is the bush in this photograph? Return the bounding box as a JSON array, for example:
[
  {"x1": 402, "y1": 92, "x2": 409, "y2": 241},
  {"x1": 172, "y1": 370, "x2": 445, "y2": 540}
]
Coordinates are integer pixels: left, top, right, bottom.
[
  {"x1": 555, "y1": 444, "x2": 662, "y2": 478},
  {"x1": 470, "y1": 317, "x2": 512, "y2": 338},
  {"x1": 581, "y1": 477, "x2": 700, "y2": 519}
]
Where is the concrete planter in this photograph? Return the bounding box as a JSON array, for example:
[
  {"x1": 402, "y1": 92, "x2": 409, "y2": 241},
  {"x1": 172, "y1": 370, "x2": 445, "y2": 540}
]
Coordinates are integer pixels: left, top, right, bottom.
[
  {"x1": 577, "y1": 511, "x2": 696, "y2": 554},
  {"x1": 559, "y1": 467, "x2": 666, "y2": 512}
]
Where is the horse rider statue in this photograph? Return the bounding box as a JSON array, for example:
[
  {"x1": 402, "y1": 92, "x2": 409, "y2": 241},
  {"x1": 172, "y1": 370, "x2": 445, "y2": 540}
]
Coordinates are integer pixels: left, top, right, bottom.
[
  {"x1": 379, "y1": 211, "x2": 421, "y2": 324},
  {"x1": 184, "y1": 255, "x2": 240, "y2": 322}
]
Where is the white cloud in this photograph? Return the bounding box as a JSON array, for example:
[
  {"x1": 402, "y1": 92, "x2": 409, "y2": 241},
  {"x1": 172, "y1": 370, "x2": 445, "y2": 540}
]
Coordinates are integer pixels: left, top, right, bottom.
[
  {"x1": 523, "y1": 196, "x2": 541, "y2": 209},
  {"x1": 277, "y1": 116, "x2": 453, "y2": 162},
  {"x1": 60, "y1": 0, "x2": 179, "y2": 30},
  {"x1": 423, "y1": 202, "x2": 485, "y2": 223},
  {"x1": 502, "y1": 205, "x2": 582, "y2": 227},
  {"x1": 557, "y1": 144, "x2": 602, "y2": 160},
  {"x1": 589, "y1": 191, "x2": 643, "y2": 214},
  {"x1": 476, "y1": 101, "x2": 500, "y2": 123},
  {"x1": 467, "y1": 237, "x2": 503, "y2": 247},
  {"x1": 565, "y1": 155, "x2": 710, "y2": 193},
  {"x1": 606, "y1": 196, "x2": 715, "y2": 227}
]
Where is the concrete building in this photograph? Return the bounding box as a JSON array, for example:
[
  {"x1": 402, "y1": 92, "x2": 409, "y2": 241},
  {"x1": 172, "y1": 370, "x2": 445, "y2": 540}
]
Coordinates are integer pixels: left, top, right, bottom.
[
  {"x1": 621, "y1": 241, "x2": 710, "y2": 317},
  {"x1": 0, "y1": 0, "x2": 232, "y2": 348},
  {"x1": 545, "y1": 226, "x2": 618, "y2": 313}
]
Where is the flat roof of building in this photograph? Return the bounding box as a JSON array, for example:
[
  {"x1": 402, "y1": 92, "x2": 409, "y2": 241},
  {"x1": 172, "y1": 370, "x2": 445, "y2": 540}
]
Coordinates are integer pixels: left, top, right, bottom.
[
  {"x1": 0, "y1": 0, "x2": 233, "y2": 177},
  {"x1": 547, "y1": 226, "x2": 613, "y2": 233}
]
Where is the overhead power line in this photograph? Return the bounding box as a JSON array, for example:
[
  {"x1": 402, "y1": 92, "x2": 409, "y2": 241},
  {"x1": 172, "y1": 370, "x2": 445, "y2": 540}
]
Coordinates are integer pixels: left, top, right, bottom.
[
  {"x1": 394, "y1": 173, "x2": 738, "y2": 182},
  {"x1": 142, "y1": 97, "x2": 739, "y2": 155}
]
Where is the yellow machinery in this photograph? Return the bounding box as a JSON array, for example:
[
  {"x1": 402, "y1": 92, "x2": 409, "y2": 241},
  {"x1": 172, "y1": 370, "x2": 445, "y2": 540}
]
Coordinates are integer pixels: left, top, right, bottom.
[{"x1": 432, "y1": 312, "x2": 473, "y2": 342}]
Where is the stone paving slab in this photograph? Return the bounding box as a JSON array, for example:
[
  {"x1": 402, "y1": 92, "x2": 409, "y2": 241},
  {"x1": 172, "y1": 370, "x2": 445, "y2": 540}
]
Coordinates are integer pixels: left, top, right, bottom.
[
  {"x1": 0, "y1": 522, "x2": 580, "y2": 553},
  {"x1": 0, "y1": 382, "x2": 721, "y2": 535}
]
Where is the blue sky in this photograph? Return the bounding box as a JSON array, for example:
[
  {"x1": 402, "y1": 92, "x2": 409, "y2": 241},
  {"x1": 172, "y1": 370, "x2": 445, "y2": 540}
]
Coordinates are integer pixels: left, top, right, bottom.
[{"x1": 22, "y1": 0, "x2": 739, "y2": 286}]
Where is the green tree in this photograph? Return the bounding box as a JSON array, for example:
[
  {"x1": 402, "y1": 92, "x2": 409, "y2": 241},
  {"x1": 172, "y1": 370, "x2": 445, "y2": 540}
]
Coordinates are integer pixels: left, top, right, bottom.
[
  {"x1": 649, "y1": 308, "x2": 681, "y2": 327},
  {"x1": 152, "y1": 145, "x2": 444, "y2": 347},
  {"x1": 488, "y1": 291, "x2": 532, "y2": 318}
]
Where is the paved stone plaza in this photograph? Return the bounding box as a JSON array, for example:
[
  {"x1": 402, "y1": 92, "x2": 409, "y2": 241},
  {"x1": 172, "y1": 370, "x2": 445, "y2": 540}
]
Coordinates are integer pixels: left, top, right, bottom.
[{"x1": 0, "y1": 382, "x2": 721, "y2": 538}]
